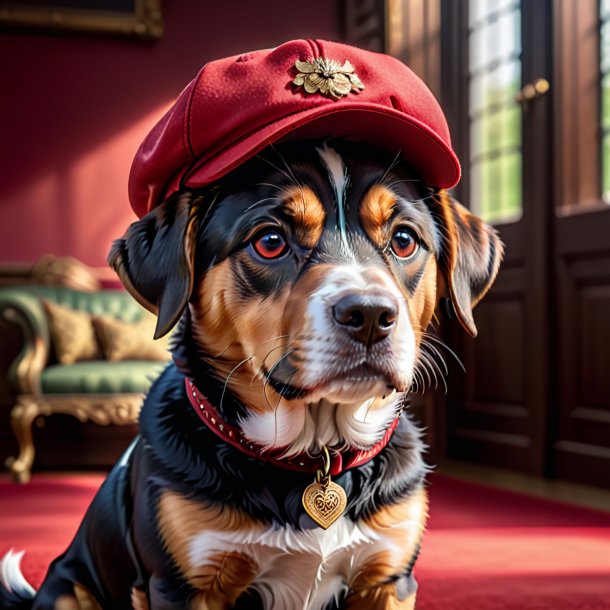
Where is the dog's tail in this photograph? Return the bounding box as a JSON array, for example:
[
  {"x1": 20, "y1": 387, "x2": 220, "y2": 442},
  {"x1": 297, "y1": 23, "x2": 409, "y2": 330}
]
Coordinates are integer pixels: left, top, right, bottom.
[{"x1": 0, "y1": 550, "x2": 35, "y2": 609}]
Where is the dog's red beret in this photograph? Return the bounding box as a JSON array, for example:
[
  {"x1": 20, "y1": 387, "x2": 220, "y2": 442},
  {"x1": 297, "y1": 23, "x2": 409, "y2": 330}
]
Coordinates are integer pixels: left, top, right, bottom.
[{"x1": 129, "y1": 39, "x2": 461, "y2": 218}]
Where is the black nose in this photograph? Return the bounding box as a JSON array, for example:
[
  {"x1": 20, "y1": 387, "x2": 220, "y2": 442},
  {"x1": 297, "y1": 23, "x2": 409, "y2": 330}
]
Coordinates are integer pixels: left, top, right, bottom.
[{"x1": 332, "y1": 293, "x2": 398, "y2": 347}]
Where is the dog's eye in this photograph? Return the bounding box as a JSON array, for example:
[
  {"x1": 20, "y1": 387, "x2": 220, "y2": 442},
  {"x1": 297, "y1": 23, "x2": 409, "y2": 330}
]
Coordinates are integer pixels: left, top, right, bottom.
[
  {"x1": 390, "y1": 227, "x2": 419, "y2": 259},
  {"x1": 252, "y1": 230, "x2": 288, "y2": 259}
]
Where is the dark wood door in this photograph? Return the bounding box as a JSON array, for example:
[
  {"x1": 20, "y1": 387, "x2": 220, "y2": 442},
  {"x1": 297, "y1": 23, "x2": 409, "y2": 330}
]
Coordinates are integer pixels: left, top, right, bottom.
[
  {"x1": 346, "y1": 0, "x2": 610, "y2": 487},
  {"x1": 440, "y1": 0, "x2": 553, "y2": 476},
  {"x1": 440, "y1": 0, "x2": 610, "y2": 488},
  {"x1": 551, "y1": 0, "x2": 610, "y2": 488}
]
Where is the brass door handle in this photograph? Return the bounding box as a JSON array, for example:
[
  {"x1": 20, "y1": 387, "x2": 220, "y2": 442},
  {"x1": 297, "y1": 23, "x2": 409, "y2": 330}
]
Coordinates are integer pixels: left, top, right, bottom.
[{"x1": 515, "y1": 78, "x2": 550, "y2": 105}]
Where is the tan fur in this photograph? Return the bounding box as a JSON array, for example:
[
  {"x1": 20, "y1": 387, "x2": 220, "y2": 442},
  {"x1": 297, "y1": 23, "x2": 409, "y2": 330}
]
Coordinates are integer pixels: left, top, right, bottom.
[
  {"x1": 51, "y1": 585, "x2": 102, "y2": 610},
  {"x1": 344, "y1": 580, "x2": 416, "y2": 610},
  {"x1": 189, "y1": 189, "x2": 325, "y2": 414},
  {"x1": 157, "y1": 490, "x2": 260, "y2": 604},
  {"x1": 131, "y1": 587, "x2": 150, "y2": 610},
  {"x1": 190, "y1": 553, "x2": 258, "y2": 609},
  {"x1": 360, "y1": 185, "x2": 397, "y2": 247},
  {"x1": 54, "y1": 597, "x2": 80, "y2": 610},
  {"x1": 359, "y1": 184, "x2": 439, "y2": 344},
  {"x1": 283, "y1": 186, "x2": 326, "y2": 248},
  {"x1": 344, "y1": 488, "x2": 428, "y2": 609},
  {"x1": 74, "y1": 584, "x2": 102, "y2": 610},
  {"x1": 190, "y1": 260, "x2": 292, "y2": 413},
  {"x1": 405, "y1": 257, "x2": 438, "y2": 341},
  {"x1": 433, "y1": 190, "x2": 503, "y2": 336}
]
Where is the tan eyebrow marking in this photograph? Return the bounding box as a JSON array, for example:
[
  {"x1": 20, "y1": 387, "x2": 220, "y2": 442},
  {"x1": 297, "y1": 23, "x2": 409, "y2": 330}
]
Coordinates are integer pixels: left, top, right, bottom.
[
  {"x1": 283, "y1": 186, "x2": 325, "y2": 249},
  {"x1": 360, "y1": 184, "x2": 398, "y2": 247}
]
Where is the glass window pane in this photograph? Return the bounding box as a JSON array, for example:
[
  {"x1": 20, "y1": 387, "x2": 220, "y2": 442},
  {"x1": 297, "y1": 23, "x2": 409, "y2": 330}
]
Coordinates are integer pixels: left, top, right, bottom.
[
  {"x1": 469, "y1": 0, "x2": 518, "y2": 27},
  {"x1": 470, "y1": 116, "x2": 485, "y2": 159},
  {"x1": 468, "y1": 0, "x2": 522, "y2": 224},
  {"x1": 499, "y1": 106, "x2": 521, "y2": 150},
  {"x1": 602, "y1": 20, "x2": 610, "y2": 74},
  {"x1": 488, "y1": 10, "x2": 520, "y2": 65},
  {"x1": 470, "y1": 72, "x2": 488, "y2": 115},
  {"x1": 603, "y1": 74, "x2": 610, "y2": 129},
  {"x1": 470, "y1": 61, "x2": 520, "y2": 117},
  {"x1": 488, "y1": 61, "x2": 520, "y2": 106},
  {"x1": 469, "y1": 0, "x2": 487, "y2": 26},
  {"x1": 469, "y1": 25, "x2": 487, "y2": 73},
  {"x1": 502, "y1": 152, "x2": 522, "y2": 219},
  {"x1": 484, "y1": 111, "x2": 503, "y2": 154},
  {"x1": 486, "y1": 157, "x2": 503, "y2": 221}
]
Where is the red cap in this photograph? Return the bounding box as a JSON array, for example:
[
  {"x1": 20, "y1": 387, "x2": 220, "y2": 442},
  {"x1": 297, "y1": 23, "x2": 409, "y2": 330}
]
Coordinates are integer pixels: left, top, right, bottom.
[{"x1": 129, "y1": 39, "x2": 461, "y2": 217}]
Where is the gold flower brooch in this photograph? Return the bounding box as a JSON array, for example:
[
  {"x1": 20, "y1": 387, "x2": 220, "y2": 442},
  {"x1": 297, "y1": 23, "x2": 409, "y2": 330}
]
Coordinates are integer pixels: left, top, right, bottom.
[{"x1": 293, "y1": 58, "x2": 365, "y2": 100}]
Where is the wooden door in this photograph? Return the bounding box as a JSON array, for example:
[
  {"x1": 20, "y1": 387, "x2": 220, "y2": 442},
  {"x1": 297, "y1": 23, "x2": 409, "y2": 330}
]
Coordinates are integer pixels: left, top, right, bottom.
[
  {"x1": 345, "y1": 0, "x2": 610, "y2": 487},
  {"x1": 440, "y1": 0, "x2": 553, "y2": 475},
  {"x1": 551, "y1": 0, "x2": 610, "y2": 488},
  {"x1": 439, "y1": 0, "x2": 610, "y2": 488}
]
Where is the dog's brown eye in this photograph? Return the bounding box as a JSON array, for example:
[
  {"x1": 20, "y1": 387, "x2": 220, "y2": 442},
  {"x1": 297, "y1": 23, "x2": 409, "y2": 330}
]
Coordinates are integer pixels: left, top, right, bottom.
[
  {"x1": 252, "y1": 230, "x2": 288, "y2": 259},
  {"x1": 390, "y1": 228, "x2": 418, "y2": 259}
]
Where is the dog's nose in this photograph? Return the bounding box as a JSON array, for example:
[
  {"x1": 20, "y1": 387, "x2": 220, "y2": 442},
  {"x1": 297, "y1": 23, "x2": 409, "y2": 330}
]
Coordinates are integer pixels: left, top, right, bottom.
[{"x1": 332, "y1": 293, "x2": 398, "y2": 347}]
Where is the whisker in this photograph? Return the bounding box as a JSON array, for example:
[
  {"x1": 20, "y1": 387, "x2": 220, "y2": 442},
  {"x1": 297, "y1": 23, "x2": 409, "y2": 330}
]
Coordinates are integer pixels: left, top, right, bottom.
[
  {"x1": 211, "y1": 342, "x2": 233, "y2": 359},
  {"x1": 248, "y1": 342, "x2": 290, "y2": 384},
  {"x1": 262, "y1": 348, "x2": 296, "y2": 410},
  {"x1": 269, "y1": 142, "x2": 303, "y2": 189},
  {"x1": 197, "y1": 190, "x2": 221, "y2": 233},
  {"x1": 244, "y1": 196, "x2": 280, "y2": 214},
  {"x1": 219, "y1": 355, "x2": 253, "y2": 412},
  {"x1": 378, "y1": 150, "x2": 403, "y2": 186},
  {"x1": 255, "y1": 153, "x2": 301, "y2": 189},
  {"x1": 272, "y1": 369, "x2": 297, "y2": 447},
  {"x1": 421, "y1": 331, "x2": 466, "y2": 372},
  {"x1": 384, "y1": 177, "x2": 424, "y2": 189},
  {"x1": 421, "y1": 339, "x2": 448, "y2": 376}
]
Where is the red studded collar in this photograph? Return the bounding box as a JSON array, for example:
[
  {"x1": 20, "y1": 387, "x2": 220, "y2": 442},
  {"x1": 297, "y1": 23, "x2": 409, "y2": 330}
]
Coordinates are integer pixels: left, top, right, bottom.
[{"x1": 185, "y1": 377, "x2": 400, "y2": 476}]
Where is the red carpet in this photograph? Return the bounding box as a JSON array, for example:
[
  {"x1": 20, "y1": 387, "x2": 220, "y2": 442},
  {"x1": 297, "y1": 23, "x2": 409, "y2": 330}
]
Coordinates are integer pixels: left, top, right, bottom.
[{"x1": 1, "y1": 473, "x2": 610, "y2": 609}]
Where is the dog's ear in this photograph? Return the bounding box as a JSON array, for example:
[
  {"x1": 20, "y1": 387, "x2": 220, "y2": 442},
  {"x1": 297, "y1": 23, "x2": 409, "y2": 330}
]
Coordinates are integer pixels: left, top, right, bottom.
[
  {"x1": 108, "y1": 192, "x2": 200, "y2": 339},
  {"x1": 431, "y1": 190, "x2": 504, "y2": 337}
]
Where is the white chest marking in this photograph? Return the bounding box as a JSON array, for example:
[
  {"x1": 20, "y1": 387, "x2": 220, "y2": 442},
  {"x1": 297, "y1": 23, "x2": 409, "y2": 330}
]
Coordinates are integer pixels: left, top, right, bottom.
[{"x1": 187, "y1": 516, "x2": 410, "y2": 610}]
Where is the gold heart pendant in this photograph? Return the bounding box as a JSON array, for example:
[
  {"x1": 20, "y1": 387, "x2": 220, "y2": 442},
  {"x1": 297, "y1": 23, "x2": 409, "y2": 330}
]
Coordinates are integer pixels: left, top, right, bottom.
[{"x1": 302, "y1": 479, "x2": 347, "y2": 529}]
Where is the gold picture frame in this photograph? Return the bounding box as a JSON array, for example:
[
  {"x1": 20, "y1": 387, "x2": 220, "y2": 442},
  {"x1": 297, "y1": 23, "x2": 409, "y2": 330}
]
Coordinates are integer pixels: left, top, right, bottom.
[{"x1": 0, "y1": 0, "x2": 162, "y2": 40}]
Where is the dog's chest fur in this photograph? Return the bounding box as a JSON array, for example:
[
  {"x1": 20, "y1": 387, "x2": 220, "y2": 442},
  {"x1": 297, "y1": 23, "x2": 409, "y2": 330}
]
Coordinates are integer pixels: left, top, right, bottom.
[{"x1": 157, "y1": 486, "x2": 426, "y2": 610}]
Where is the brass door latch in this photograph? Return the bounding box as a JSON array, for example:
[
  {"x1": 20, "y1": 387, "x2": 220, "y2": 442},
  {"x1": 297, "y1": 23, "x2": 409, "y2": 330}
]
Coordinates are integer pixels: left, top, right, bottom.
[{"x1": 515, "y1": 78, "x2": 550, "y2": 105}]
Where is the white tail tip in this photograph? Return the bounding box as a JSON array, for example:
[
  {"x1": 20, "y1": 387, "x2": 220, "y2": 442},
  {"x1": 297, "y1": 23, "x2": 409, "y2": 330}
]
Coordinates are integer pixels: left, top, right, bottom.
[{"x1": 0, "y1": 549, "x2": 36, "y2": 597}]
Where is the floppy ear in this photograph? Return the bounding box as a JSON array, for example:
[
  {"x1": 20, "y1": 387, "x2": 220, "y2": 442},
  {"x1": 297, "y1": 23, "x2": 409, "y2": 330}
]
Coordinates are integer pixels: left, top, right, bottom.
[
  {"x1": 108, "y1": 192, "x2": 200, "y2": 339},
  {"x1": 431, "y1": 190, "x2": 504, "y2": 337}
]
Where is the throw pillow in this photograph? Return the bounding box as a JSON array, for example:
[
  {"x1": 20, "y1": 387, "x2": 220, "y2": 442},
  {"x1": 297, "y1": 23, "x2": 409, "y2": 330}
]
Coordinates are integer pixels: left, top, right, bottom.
[
  {"x1": 92, "y1": 314, "x2": 170, "y2": 362},
  {"x1": 42, "y1": 300, "x2": 101, "y2": 364}
]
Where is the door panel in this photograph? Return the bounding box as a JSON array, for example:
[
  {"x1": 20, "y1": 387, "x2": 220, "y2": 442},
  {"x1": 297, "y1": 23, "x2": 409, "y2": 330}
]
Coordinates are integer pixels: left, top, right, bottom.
[
  {"x1": 442, "y1": 0, "x2": 551, "y2": 476},
  {"x1": 551, "y1": 0, "x2": 610, "y2": 488},
  {"x1": 554, "y1": 209, "x2": 610, "y2": 487}
]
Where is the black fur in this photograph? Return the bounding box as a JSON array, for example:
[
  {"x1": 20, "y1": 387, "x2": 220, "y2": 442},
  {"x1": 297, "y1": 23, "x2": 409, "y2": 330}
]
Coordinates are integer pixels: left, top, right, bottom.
[{"x1": 1, "y1": 140, "x2": 501, "y2": 609}]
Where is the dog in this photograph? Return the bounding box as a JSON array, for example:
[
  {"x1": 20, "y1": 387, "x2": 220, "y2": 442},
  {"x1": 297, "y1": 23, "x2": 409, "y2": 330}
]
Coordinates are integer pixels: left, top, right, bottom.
[{"x1": 0, "y1": 41, "x2": 502, "y2": 610}]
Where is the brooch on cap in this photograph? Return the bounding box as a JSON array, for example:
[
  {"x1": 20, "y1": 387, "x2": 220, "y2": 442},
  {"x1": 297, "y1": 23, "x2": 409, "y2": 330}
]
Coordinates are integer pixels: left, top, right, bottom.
[{"x1": 293, "y1": 58, "x2": 364, "y2": 100}]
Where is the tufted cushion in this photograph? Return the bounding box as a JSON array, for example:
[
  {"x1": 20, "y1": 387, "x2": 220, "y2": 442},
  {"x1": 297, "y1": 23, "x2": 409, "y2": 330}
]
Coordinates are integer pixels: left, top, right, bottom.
[
  {"x1": 42, "y1": 300, "x2": 101, "y2": 364},
  {"x1": 41, "y1": 361, "x2": 167, "y2": 394},
  {"x1": 92, "y1": 314, "x2": 170, "y2": 362}
]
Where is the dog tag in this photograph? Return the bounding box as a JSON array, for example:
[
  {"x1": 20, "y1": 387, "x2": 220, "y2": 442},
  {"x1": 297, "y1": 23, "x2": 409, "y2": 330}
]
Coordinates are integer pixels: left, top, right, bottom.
[{"x1": 302, "y1": 475, "x2": 347, "y2": 530}]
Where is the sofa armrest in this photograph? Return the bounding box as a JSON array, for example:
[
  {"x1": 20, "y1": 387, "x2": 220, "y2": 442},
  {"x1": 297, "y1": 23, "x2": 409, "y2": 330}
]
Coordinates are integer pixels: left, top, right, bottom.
[{"x1": 0, "y1": 289, "x2": 50, "y2": 394}]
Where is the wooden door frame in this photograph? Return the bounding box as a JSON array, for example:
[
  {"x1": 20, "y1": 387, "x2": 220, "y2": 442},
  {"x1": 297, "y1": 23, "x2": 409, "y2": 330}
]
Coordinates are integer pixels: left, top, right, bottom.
[{"x1": 437, "y1": 0, "x2": 554, "y2": 475}]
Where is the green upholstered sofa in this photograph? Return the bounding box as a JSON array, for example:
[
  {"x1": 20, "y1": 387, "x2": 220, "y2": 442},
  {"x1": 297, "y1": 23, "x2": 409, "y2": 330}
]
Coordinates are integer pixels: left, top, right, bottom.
[{"x1": 0, "y1": 285, "x2": 167, "y2": 482}]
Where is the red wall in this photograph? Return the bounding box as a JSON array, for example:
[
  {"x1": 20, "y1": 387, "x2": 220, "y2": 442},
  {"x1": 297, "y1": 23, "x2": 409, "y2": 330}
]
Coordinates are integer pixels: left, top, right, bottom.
[{"x1": 0, "y1": 1, "x2": 341, "y2": 274}]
